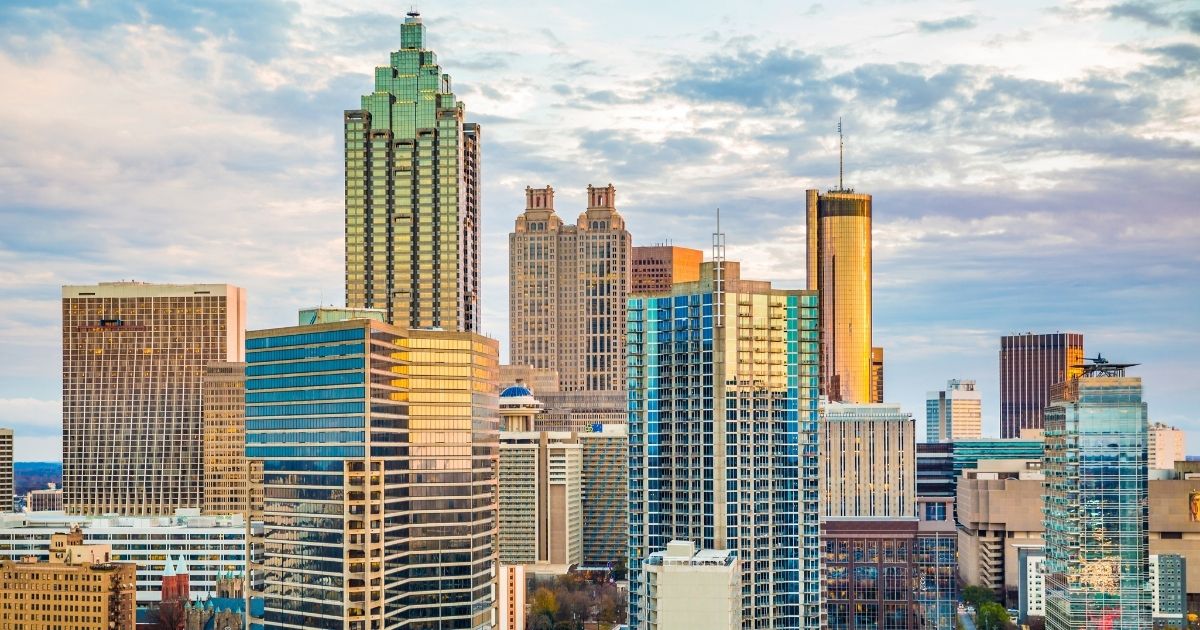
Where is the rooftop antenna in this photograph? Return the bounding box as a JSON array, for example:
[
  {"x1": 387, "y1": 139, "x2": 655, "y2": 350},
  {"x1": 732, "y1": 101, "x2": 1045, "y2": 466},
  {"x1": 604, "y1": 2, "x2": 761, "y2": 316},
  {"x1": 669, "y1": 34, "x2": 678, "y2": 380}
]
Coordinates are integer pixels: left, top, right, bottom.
[
  {"x1": 838, "y1": 117, "x2": 844, "y2": 191},
  {"x1": 407, "y1": 4, "x2": 420, "y2": 18}
]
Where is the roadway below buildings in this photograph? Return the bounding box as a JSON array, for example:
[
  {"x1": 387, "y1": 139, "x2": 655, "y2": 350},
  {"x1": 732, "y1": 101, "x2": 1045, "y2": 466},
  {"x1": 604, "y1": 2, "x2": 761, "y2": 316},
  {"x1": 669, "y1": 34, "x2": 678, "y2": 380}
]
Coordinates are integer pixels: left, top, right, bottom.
[{"x1": 959, "y1": 610, "x2": 978, "y2": 630}]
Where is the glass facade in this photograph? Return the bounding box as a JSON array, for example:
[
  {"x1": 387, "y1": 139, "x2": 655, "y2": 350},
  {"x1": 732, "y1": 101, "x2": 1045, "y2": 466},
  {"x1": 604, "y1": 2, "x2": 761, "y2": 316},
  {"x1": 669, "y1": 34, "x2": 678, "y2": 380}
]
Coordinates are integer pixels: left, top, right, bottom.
[
  {"x1": 627, "y1": 262, "x2": 821, "y2": 628},
  {"x1": 1043, "y1": 376, "x2": 1150, "y2": 629},
  {"x1": 345, "y1": 13, "x2": 480, "y2": 332}
]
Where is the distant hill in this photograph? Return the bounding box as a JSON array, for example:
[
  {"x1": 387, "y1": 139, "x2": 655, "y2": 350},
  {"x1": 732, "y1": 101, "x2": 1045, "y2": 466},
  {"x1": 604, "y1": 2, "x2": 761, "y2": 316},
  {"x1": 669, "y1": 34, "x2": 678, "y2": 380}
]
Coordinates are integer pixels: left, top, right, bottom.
[{"x1": 14, "y1": 462, "x2": 62, "y2": 496}]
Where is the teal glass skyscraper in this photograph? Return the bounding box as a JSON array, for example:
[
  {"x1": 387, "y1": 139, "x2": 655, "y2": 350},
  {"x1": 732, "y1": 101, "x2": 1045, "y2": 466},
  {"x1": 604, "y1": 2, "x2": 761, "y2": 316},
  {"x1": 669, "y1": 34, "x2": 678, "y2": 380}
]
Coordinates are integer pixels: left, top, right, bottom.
[
  {"x1": 345, "y1": 12, "x2": 481, "y2": 331},
  {"x1": 1042, "y1": 360, "x2": 1150, "y2": 629},
  {"x1": 627, "y1": 260, "x2": 821, "y2": 628}
]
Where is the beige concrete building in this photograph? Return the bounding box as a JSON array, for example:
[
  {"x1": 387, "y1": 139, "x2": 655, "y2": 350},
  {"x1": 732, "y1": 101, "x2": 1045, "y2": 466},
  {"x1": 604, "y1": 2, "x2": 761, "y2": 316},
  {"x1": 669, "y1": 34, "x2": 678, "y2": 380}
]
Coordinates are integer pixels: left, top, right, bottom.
[
  {"x1": 202, "y1": 361, "x2": 262, "y2": 517},
  {"x1": 499, "y1": 564, "x2": 526, "y2": 630},
  {"x1": 509, "y1": 184, "x2": 631, "y2": 393},
  {"x1": 639, "y1": 540, "x2": 740, "y2": 630},
  {"x1": 1148, "y1": 422, "x2": 1186, "y2": 469},
  {"x1": 0, "y1": 428, "x2": 10, "y2": 512},
  {"x1": 62, "y1": 282, "x2": 246, "y2": 515},
  {"x1": 820, "y1": 402, "x2": 916, "y2": 518},
  {"x1": 498, "y1": 431, "x2": 583, "y2": 568},
  {"x1": 579, "y1": 424, "x2": 628, "y2": 566},
  {"x1": 25, "y1": 484, "x2": 63, "y2": 512},
  {"x1": 0, "y1": 527, "x2": 136, "y2": 629},
  {"x1": 632, "y1": 245, "x2": 703, "y2": 294}
]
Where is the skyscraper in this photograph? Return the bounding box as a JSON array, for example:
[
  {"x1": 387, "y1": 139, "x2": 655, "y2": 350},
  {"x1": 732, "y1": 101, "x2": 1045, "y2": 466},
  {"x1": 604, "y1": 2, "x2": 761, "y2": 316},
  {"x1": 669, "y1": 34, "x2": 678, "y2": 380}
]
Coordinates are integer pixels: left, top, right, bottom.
[
  {"x1": 806, "y1": 187, "x2": 873, "y2": 403},
  {"x1": 62, "y1": 282, "x2": 246, "y2": 516},
  {"x1": 870, "y1": 346, "x2": 884, "y2": 403},
  {"x1": 628, "y1": 260, "x2": 821, "y2": 628},
  {"x1": 245, "y1": 318, "x2": 498, "y2": 629},
  {"x1": 632, "y1": 245, "x2": 703, "y2": 294},
  {"x1": 345, "y1": 11, "x2": 480, "y2": 331},
  {"x1": 498, "y1": 430, "x2": 583, "y2": 568},
  {"x1": 0, "y1": 429, "x2": 11, "y2": 512},
  {"x1": 509, "y1": 184, "x2": 631, "y2": 392},
  {"x1": 1000, "y1": 332, "x2": 1084, "y2": 438},
  {"x1": 1147, "y1": 422, "x2": 1185, "y2": 470},
  {"x1": 201, "y1": 361, "x2": 261, "y2": 517},
  {"x1": 1042, "y1": 359, "x2": 1150, "y2": 629},
  {"x1": 925, "y1": 379, "x2": 982, "y2": 443},
  {"x1": 820, "y1": 402, "x2": 915, "y2": 518},
  {"x1": 578, "y1": 425, "x2": 628, "y2": 567}
]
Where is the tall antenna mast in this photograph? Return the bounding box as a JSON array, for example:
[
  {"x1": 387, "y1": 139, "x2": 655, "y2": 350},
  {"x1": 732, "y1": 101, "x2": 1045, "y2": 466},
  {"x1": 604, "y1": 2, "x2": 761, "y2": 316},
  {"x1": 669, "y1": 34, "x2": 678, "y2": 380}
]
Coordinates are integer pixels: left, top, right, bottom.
[{"x1": 838, "y1": 117, "x2": 844, "y2": 191}]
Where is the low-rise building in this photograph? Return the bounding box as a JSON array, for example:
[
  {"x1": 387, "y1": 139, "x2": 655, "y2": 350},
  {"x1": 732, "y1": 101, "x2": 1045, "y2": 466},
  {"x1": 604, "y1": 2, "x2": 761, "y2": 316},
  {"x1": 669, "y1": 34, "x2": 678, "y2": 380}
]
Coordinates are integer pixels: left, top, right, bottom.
[
  {"x1": 25, "y1": 483, "x2": 63, "y2": 512},
  {"x1": 639, "y1": 540, "x2": 740, "y2": 630}
]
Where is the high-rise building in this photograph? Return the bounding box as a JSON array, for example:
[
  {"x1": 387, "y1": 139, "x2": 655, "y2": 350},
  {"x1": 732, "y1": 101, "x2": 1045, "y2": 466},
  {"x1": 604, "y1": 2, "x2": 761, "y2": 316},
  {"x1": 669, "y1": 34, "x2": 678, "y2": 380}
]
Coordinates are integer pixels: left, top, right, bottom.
[
  {"x1": 820, "y1": 402, "x2": 915, "y2": 518},
  {"x1": 498, "y1": 364, "x2": 560, "y2": 395},
  {"x1": 535, "y1": 390, "x2": 626, "y2": 433},
  {"x1": 1148, "y1": 422, "x2": 1186, "y2": 470},
  {"x1": 202, "y1": 361, "x2": 262, "y2": 517},
  {"x1": 344, "y1": 11, "x2": 481, "y2": 331},
  {"x1": 1043, "y1": 361, "x2": 1150, "y2": 629},
  {"x1": 632, "y1": 245, "x2": 703, "y2": 294},
  {"x1": 638, "y1": 540, "x2": 741, "y2": 630},
  {"x1": 245, "y1": 318, "x2": 498, "y2": 629},
  {"x1": 62, "y1": 282, "x2": 246, "y2": 516},
  {"x1": 999, "y1": 332, "x2": 1084, "y2": 438},
  {"x1": 579, "y1": 424, "x2": 628, "y2": 567},
  {"x1": 914, "y1": 496, "x2": 959, "y2": 629},
  {"x1": 1150, "y1": 554, "x2": 1187, "y2": 626},
  {"x1": 509, "y1": 184, "x2": 631, "y2": 392},
  {"x1": 806, "y1": 188, "x2": 873, "y2": 403},
  {"x1": 498, "y1": 430, "x2": 582, "y2": 568},
  {"x1": 628, "y1": 260, "x2": 821, "y2": 628},
  {"x1": 925, "y1": 379, "x2": 982, "y2": 443},
  {"x1": 498, "y1": 564, "x2": 526, "y2": 630},
  {"x1": 0, "y1": 428, "x2": 11, "y2": 512},
  {"x1": 870, "y1": 346, "x2": 884, "y2": 403},
  {"x1": 0, "y1": 532, "x2": 136, "y2": 630}
]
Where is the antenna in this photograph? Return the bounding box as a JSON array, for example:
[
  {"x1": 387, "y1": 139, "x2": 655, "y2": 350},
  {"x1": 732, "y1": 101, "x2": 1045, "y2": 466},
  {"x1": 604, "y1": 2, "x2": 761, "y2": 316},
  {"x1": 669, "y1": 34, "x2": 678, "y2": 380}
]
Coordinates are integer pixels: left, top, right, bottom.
[{"x1": 838, "y1": 117, "x2": 844, "y2": 191}]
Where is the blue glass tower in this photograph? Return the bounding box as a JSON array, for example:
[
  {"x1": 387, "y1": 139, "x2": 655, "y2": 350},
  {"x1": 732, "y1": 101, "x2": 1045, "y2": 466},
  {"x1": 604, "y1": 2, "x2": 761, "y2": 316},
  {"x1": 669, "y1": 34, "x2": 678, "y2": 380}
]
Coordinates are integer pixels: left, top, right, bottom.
[{"x1": 627, "y1": 261, "x2": 821, "y2": 628}]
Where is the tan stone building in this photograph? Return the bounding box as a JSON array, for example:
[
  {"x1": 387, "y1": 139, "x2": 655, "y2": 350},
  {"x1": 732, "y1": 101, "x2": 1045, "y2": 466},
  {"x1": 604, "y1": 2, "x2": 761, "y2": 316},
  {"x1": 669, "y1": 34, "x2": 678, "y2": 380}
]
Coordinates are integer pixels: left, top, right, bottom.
[
  {"x1": 509, "y1": 184, "x2": 631, "y2": 393},
  {"x1": 631, "y1": 245, "x2": 703, "y2": 294},
  {"x1": 820, "y1": 402, "x2": 916, "y2": 518},
  {"x1": 0, "y1": 527, "x2": 136, "y2": 629},
  {"x1": 201, "y1": 361, "x2": 262, "y2": 517},
  {"x1": 25, "y1": 484, "x2": 63, "y2": 512},
  {"x1": 62, "y1": 282, "x2": 246, "y2": 516},
  {"x1": 498, "y1": 431, "x2": 583, "y2": 568}
]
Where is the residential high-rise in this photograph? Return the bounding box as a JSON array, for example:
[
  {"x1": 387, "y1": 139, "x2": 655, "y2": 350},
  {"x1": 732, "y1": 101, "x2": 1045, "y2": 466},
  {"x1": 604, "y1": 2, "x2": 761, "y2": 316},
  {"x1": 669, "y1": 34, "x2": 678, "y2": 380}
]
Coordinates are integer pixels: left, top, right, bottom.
[
  {"x1": 925, "y1": 379, "x2": 982, "y2": 443},
  {"x1": 806, "y1": 187, "x2": 873, "y2": 403},
  {"x1": 1043, "y1": 361, "x2": 1150, "y2": 629},
  {"x1": 628, "y1": 260, "x2": 821, "y2": 628},
  {"x1": 498, "y1": 430, "x2": 582, "y2": 568},
  {"x1": 632, "y1": 245, "x2": 703, "y2": 293},
  {"x1": 638, "y1": 540, "x2": 741, "y2": 630},
  {"x1": 0, "y1": 428, "x2": 11, "y2": 512},
  {"x1": 509, "y1": 185, "x2": 631, "y2": 392},
  {"x1": 1148, "y1": 422, "x2": 1186, "y2": 470},
  {"x1": 579, "y1": 424, "x2": 628, "y2": 567},
  {"x1": 1150, "y1": 554, "x2": 1186, "y2": 626},
  {"x1": 820, "y1": 402, "x2": 915, "y2": 518},
  {"x1": 0, "y1": 535, "x2": 135, "y2": 630},
  {"x1": 62, "y1": 282, "x2": 246, "y2": 516},
  {"x1": 202, "y1": 361, "x2": 262, "y2": 517},
  {"x1": 344, "y1": 11, "x2": 480, "y2": 331},
  {"x1": 245, "y1": 318, "x2": 498, "y2": 629},
  {"x1": 1000, "y1": 332, "x2": 1084, "y2": 438}
]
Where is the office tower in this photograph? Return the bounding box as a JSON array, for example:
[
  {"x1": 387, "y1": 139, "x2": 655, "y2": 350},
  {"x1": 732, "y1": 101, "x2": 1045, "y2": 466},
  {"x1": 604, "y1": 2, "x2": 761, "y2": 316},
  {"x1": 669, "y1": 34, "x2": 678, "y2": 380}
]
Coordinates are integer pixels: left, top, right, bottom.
[
  {"x1": 0, "y1": 534, "x2": 135, "y2": 630},
  {"x1": 498, "y1": 564, "x2": 526, "y2": 630},
  {"x1": 632, "y1": 245, "x2": 703, "y2": 293},
  {"x1": 345, "y1": 11, "x2": 480, "y2": 331},
  {"x1": 579, "y1": 424, "x2": 628, "y2": 566},
  {"x1": 925, "y1": 379, "x2": 982, "y2": 443},
  {"x1": 628, "y1": 260, "x2": 821, "y2": 628},
  {"x1": 62, "y1": 282, "x2": 246, "y2": 516},
  {"x1": 0, "y1": 511, "x2": 253, "y2": 604},
  {"x1": 202, "y1": 362, "x2": 262, "y2": 517},
  {"x1": 0, "y1": 428, "x2": 10, "y2": 512},
  {"x1": 806, "y1": 187, "x2": 873, "y2": 403},
  {"x1": 870, "y1": 346, "x2": 883, "y2": 403},
  {"x1": 25, "y1": 484, "x2": 63, "y2": 512},
  {"x1": 1148, "y1": 422, "x2": 1186, "y2": 469},
  {"x1": 1043, "y1": 360, "x2": 1150, "y2": 629},
  {"x1": 638, "y1": 541, "x2": 741, "y2": 630},
  {"x1": 1150, "y1": 554, "x2": 1186, "y2": 626},
  {"x1": 509, "y1": 184, "x2": 631, "y2": 392},
  {"x1": 498, "y1": 431, "x2": 582, "y2": 567},
  {"x1": 914, "y1": 495, "x2": 959, "y2": 629},
  {"x1": 999, "y1": 332, "x2": 1084, "y2": 438},
  {"x1": 245, "y1": 318, "x2": 498, "y2": 629},
  {"x1": 820, "y1": 402, "x2": 915, "y2": 518}
]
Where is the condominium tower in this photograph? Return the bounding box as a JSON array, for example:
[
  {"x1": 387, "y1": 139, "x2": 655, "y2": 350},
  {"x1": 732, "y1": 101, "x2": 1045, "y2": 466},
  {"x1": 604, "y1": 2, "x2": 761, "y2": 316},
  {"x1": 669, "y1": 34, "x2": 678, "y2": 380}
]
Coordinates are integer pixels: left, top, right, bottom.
[
  {"x1": 1000, "y1": 332, "x2": 1084, "y2": 438},
  {"x1": 245, "y1": 318, "x2": 498, "y2": 629},
  {"x1": 1042, "y1": 360, "x2": 1150, "y2": 629},
  {"x1": 62, "y1": 282, "x2": 246, "y2": 515},
  {"x1": 345, "y1": 11, "x2": 481, "y2": 331},
  {"x1": 202, "y1": 362, "x2": 262, "y2": 517},
  {"x1": 509, "y1": 185, "x2": 631, "y2": 392},
  {"x1": 925, "y1": 379, "x2": 982, "y2": 443},
  {"x1": 628, "y1": 260, "x2": 821, "y2": 628}
]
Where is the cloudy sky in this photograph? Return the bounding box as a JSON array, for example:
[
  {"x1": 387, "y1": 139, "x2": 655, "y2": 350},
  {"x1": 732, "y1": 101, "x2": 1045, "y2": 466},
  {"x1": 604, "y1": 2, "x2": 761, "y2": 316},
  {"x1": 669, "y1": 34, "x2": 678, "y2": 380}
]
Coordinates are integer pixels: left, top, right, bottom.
[{"x1": 1, "y1": 0, "x2": 1197, "y2": 460}]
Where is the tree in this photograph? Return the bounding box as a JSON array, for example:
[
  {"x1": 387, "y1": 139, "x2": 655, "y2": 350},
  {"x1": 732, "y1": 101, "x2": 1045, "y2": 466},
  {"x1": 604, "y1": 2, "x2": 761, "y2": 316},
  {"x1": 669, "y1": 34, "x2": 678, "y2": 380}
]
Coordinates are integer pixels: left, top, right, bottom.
[
  {"x1": 976, "y1": 602, "x2": 1010, "y2": 630},
  {"x1": 961, "y1": 584, "x2": 996, "y2": 609},
  {"x1": 531, "y1": 586, "x2": 560, "y2": 621}
]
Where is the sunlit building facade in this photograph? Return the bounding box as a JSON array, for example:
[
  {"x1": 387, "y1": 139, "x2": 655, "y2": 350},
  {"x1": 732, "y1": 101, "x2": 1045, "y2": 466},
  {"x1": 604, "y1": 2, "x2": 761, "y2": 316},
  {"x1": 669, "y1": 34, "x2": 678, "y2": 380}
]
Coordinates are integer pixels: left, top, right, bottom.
[
  {"x1": 632, "y1": 245, "x2": 703, "y2": 294},
  {"x1": 999, "y1": 332, "x2": 1084, "y2": 438},
  {"x1": 203, "y1": 361, "x2": 262, "y2": 517},
  {"x1": 344, "y1": 12, "x2": 481, "y2": 331},
  {"x1": 925, "y1": 379, "x2": 982, "y2": 443},
  {"x1": 628, "y1": 261, "x2": 821, "y2": 628},
  {"x1": 820, "y1": 402, "x2": 915, "y2": 518},
  {"x1": 806, "y1": 189, "x2": 873, "y2": 403},
  {"x1": 0, "y1": 428, "x2": 10, "y2": 512},
  {"x1": 1043, "y1": 371, "x2": 1150, "y2": 629}
]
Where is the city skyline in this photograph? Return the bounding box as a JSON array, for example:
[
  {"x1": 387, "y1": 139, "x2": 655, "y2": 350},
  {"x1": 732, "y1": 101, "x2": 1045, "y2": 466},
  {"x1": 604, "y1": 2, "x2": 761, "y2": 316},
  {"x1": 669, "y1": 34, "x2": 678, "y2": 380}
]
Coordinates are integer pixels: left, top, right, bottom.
[{"x1": 2, "y1": 0, "x2": 1199, "y2": 459}]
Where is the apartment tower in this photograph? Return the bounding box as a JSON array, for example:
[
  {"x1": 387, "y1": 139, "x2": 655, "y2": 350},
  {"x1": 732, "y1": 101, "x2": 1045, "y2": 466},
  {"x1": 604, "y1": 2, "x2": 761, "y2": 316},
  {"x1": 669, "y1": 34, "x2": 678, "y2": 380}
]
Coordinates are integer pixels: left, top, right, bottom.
[
  {"x1": 62, "y1": 282, "x2": 246, "y2": 515},
  {"x1": 509, "y1": 185, "x2": 631, "y2": 392},
  {"x1": 999, "y1": 332, "x2": 1084, "y2": 438},
  {"x1": 628, "y1": 261, "x2": 821, "y2": 628},
  {"x1": 344, "y1": 11, "x2": 481, "y2": 331}
]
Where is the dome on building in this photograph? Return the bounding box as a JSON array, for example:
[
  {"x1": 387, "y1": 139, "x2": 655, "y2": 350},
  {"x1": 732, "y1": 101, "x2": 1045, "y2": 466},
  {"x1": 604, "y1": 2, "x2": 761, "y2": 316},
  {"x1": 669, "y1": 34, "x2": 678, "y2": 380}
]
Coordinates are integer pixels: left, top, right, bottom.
[{"x1": 500, "y1": 384, "x2": 533, "y2": 398}]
